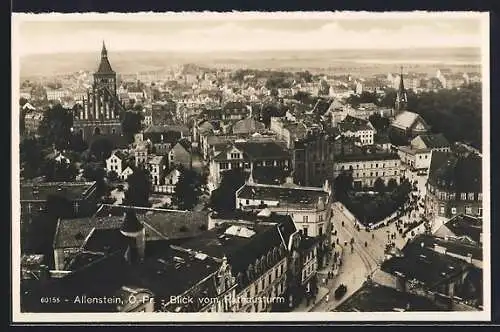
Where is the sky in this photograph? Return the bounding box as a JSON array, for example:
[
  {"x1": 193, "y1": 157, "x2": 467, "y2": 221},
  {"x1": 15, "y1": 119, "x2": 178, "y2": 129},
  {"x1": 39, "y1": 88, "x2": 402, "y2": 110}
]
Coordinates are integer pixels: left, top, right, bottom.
[{"x1": 13, "y1": 12, "x2": 485, "y2": 56}]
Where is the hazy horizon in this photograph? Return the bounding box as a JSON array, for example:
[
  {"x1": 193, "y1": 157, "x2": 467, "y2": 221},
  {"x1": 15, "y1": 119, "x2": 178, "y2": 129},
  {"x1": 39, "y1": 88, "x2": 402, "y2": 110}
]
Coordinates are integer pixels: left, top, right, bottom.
[{"x1": 13, "y1": 12, "x2": 485, "y2": 56}]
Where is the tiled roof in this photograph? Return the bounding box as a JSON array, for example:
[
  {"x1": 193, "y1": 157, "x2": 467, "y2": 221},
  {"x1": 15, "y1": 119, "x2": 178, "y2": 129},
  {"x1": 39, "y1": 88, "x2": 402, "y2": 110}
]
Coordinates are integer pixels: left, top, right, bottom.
[
  {"x1": 338, "y1": 115, "x2": 373, "y2": 132},
  {"x1": 180, "y1": 215, "x2": 296, "y2": 290},
  {"x1": 438, "y1": 214, "x2": 482, "y2": 245},
  {"x1": 381, "y1": 236, "x2": 473, "y2": 289},
  {"x1": 237, "y1": 183, "x2": 329, "y2": 209},
  {"x1": 232, "y1": 118, "x2": 265, "y2": 135},
  {"x1": 391, "y1": 111, "x2": 429, "y2": 131},
  {"x1": 414, "y1": 134, "x2": 450, "y2": 149},
  {"x1": 54, "y1": 205, "x2": 209, "y2": 249}
]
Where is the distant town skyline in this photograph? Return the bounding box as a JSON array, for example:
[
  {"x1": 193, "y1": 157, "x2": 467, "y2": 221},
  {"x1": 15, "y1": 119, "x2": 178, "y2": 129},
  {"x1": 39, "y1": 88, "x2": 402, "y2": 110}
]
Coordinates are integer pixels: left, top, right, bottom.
[{"x1": 13, "y1": 12, "x2": 485, "y2": 56}]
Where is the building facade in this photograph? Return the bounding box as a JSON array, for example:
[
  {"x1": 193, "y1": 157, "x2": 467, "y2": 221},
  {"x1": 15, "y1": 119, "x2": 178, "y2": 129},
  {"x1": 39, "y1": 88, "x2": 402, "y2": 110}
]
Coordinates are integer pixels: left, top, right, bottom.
[{"x1": 425, "y1": 152, "x2": 483, "y2": 220}]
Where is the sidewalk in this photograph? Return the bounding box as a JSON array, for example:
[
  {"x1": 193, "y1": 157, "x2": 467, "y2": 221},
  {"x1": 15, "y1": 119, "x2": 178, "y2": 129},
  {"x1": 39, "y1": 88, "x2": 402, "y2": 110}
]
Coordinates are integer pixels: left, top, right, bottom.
[{"x1": 292, "y1": 247, "x2": 344, "y2": 312}]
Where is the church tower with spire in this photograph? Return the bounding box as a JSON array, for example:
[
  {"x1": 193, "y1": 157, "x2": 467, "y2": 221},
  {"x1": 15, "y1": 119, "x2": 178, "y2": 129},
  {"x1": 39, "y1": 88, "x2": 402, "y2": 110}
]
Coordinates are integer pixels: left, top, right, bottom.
[
  {"x1": 73, "y1": 41, "x2": 125, "y2": 141},
  {"x1": 394, "y1": 66, "x2": 408, "y2": 116},
  {"x1": 94, "y1": 41, "x2": 117, "y2": 95}
]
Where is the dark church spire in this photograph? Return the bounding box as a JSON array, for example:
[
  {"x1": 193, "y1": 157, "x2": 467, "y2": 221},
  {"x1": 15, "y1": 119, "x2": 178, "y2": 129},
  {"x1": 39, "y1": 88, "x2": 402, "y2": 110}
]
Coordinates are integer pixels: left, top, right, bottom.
[
  {"x1": 96, "y1": 40, "x2": 114, "y2": 74},
  {"x1": 101, "y1": 40, "x2": 108, "y2": 58},
  {"x1": 395, "y1": 66, "x2": 408, "y2": 113}
]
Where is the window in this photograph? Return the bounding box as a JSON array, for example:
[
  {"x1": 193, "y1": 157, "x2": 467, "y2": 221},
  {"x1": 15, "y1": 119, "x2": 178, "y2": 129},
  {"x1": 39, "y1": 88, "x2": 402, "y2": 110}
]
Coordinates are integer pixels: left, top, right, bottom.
[
  {"x1": 478, "y1": 193, "x2": 483, "y2": 201},
  {"x1": 220, "y1": 162, "x2": 229, "y2": 170},
  {"x1": 465, "y1": 206, "x2": 472, "y2": 214},
  {"x1": 468, "y1": 193, "x2": 475, "y2": 200},
  {"x1": 319, "y1": 226, "x2": 323, "y2": 236},
  {"x1": 461, "y1": 193, "x2": 467, "y2": 200},
  {"x1": 303, "y1": 227, "x2": 308, "y2": 236},
  {"x1": 449, "y1": 193, "x2": 456, "y2": 200},
  {"x1": 268, "y1": 274, "x2": 272, "y2": 285},
  {"x1": 451, "y1": 207, "x2": 457, "y2": 215},
  {"x1": 261, "y1": 279, "x2": 265, "y2": 290},
  {"x1": 275, "y1": 268, "x2": 278, "y2": 279},
  {"x1": 440, "y1": 206, "x2": 445, "y2": 214},
  {"x1": 303, "y1": 216, "x2": 309, "y2": 223},
  {"x1": 246, "y1": 199, "x2": 249, "y2": 205},
  {"x1": 478, "y1": 208, "x2": 483, "y2": 217},
  {"x1": 279, "y1": 264, "x2": 283, "y2": 276},
  {"x1": 254, "y1": 284, "x2": 258, "y2": 294}
]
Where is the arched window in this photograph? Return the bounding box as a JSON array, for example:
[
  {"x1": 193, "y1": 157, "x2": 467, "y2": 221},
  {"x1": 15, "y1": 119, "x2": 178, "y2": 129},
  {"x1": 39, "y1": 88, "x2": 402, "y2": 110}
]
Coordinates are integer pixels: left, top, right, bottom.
[
  {"x1": 254, "y1": 259, "x2": 261, "y2": 275},
  {"x1": 267, "y1": 251, "x2": 273, "y2": 266},
  {"x1": 273, "y1": 247, "x2": 280, "y2": 262},
  {"x1": 260, "y1": 255, "x2": 266, "y2": 272},
  {"x1": 247, "y1": 264, "x2": 254, "y2": 281}
]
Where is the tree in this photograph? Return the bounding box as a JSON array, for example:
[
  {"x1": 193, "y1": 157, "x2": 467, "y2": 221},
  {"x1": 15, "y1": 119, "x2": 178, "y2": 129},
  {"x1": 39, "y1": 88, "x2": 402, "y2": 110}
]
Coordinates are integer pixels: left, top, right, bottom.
[
  {"x1": 20, "y1": 137, "x2": 44, "y2": 179},
  {"x1": 124, "y1": 167, "x2": 151, "y2": 207},
  {"x1": 82, "y1": 162, "x2": 107, "y2": 196},
  {"x1": 172, "y1": 167, "x2": 203, "y2": 210},
  {"x1": 369, "y1": 113, "x2": 390, "y2": 133},
  {"x1": 121, "y1": 111, "x2": 143, "y2": 142},
  {"x1": 387, "y1": 178, "x2": 398, "y2": 192},
  {"x1": 333, "y1": 171, "x2": 354, "y2": 202},
  {"x1": 37, "y1": 104, "x2": 73, "y2": 150},
  {"x1": 41, "y1": 159, "x2": 78, "y2": 182},
  {"x1": 209, "y1": 168, "x2": 246, "y2": 212},
  {"x1": 89, "y1": 137, "x2": 113, "y2": 161},
  {"x1": 373, "y1": 177, "x2": 386, "y2": 193}
]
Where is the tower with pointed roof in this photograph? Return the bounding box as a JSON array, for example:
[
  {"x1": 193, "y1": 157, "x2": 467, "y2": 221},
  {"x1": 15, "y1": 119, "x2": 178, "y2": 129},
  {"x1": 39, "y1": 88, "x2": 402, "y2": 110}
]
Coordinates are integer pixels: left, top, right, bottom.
[
  {"x1": 394, "y1": 66, "x2": 408, "y2": 116},
  {"x1": 73, "y1": 41, "x2": 125, "y2": 141},
  {"x1": 120, "y1": 209, "x2": 146, "y2": 263},
  {"x1": 94, "y1": 41, "x2": 117, "y2": 96}
]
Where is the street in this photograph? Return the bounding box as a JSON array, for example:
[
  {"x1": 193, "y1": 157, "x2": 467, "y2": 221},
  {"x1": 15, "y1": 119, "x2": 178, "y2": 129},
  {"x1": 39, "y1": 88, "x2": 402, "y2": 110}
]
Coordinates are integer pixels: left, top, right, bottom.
[{"x1": 306, "y1": 171, "x2": 433, "y2": 312}]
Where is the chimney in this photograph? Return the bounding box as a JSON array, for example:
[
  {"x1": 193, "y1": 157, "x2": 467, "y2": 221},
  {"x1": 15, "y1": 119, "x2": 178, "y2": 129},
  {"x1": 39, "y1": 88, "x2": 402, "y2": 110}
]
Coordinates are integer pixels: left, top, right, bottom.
[{"x1": 120, "y1": 209, "x2": 146, "y2": 263}]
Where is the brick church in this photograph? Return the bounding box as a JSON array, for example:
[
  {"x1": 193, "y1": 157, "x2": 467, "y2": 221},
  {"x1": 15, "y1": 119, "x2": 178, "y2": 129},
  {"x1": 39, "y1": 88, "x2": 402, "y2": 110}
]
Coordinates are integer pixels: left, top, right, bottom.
[{"x1": 73, "y1": 42, "x2": 125, "y2": 141}]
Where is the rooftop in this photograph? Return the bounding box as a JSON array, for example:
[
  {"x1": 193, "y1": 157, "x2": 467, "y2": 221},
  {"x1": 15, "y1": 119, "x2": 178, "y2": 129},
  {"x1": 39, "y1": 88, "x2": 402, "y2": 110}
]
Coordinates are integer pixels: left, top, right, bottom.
[
  {"x1": 391, "y1": 111, "x2": 429, "y2": 131},
  {"x1": 237, "y1": 182, "x2": 329, "y2": 209},
  {"x1": 335, "y1": 283, "x2": 443, "y2": 312},
  {"x1": 335, "y1": 150, "x2": 400, "y2": 163},
  {"x1": 413, "y1": 134, "x2": 450, "y2": 149},
  {"x1": 338, "y1": 115, "x2": 373, "y2": 132},
  {"x1": 381, "y1": 235, "x2": 473, "y2": 289},
  {"x1": 179, "y1": 215, "x2": 296, "y2": 290},
  {"x1": 21, "y1": 181, "x2": 97, "y2": 202},
  {"x1": 54, "y1": 205, "x2": 208, "y2": 249},
  {"x1": 439, "y1": 214, "x2": 482, "y2": 245},
  {"x1": 428, "y1": 152, "x2": 482, "y2": 192}
]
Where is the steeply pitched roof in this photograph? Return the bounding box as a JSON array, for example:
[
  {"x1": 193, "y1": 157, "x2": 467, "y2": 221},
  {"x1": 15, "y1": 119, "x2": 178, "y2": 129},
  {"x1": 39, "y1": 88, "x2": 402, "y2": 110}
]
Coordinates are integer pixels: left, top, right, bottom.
[{"x1": 96, "y1": 43, "x2": 115, "y2": 74}]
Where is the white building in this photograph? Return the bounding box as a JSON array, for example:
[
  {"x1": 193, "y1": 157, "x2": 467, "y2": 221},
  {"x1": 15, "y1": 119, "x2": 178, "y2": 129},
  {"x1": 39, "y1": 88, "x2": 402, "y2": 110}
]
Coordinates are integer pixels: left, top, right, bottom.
[
  {"x1": 333, "y1": 152, "x2": 402, "y2": 189},
  {"x1": 235, "y1": 180, "x2": 331, "y2": 238}
]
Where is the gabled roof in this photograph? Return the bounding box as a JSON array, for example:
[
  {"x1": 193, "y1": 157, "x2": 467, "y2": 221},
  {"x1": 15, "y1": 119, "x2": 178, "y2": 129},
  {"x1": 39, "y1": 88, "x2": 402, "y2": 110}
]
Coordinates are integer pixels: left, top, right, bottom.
[
  {"x1": 338, "y1": 115, "x2": 373, "y2": 132},
  {"x1": 413, "y1": 133, "x2": 450, "y2": 149},
  {"x1": 95, "y1": 43, "x2": 114, "y2": 74},
  {"x1": 391, "y1": 111, "x2": 429, "y2": 131}
]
